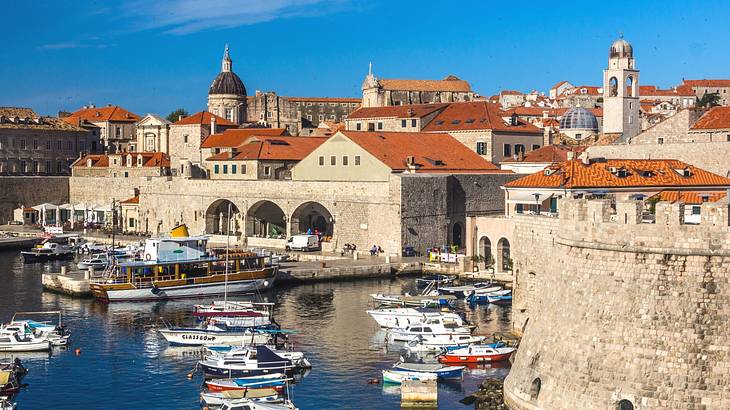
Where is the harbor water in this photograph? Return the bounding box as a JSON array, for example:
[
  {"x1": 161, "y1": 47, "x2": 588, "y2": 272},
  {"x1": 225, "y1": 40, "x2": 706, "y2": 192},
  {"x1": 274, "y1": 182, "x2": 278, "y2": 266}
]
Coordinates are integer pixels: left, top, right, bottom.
[{"x1": 0, "y1": 250, "x2": 512, "y2": 409}]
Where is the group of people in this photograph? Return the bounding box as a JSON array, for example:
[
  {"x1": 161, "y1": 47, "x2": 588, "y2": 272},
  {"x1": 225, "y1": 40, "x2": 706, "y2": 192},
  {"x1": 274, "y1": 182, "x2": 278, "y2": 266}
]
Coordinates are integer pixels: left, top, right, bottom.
[
  {"x1": 369, "y1": 244, "x2": 383, "y2": 256},
  {"x1": 341, "y1": 243, "x2": 357, "y2": 256}
]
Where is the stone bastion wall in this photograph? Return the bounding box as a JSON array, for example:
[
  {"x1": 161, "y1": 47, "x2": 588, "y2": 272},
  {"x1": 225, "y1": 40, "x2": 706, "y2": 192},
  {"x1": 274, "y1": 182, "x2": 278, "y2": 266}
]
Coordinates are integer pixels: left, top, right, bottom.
[{"x1": 505, "y1": 198, "x2": 730, "y2": 410}]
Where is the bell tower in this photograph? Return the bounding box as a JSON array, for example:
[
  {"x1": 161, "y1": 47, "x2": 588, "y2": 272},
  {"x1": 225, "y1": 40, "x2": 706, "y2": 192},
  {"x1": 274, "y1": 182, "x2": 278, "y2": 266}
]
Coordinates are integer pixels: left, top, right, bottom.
[{"x1": 602, "y1": 36, "x2": 640, "y2": 140}]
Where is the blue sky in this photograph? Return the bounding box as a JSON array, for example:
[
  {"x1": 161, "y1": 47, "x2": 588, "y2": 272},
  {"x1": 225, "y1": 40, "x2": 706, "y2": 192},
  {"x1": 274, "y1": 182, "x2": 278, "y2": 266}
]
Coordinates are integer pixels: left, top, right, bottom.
[{"x1": 2, "y1": 0, "x2": 729, "y2": 116}]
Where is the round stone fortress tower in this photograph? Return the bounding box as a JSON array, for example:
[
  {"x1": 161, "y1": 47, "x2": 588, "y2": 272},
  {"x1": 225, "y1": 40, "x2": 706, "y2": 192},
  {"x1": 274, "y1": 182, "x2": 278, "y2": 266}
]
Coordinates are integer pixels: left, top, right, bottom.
[{"x1": 504, "y1": 198, "x2": 730, "y2": 409}]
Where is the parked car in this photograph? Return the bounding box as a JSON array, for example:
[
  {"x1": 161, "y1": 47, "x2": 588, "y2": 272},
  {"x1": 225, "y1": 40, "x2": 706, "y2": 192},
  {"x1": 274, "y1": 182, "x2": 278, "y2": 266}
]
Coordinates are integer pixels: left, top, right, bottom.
[{"x1": 286, "y1": 235, "x2": 320, "y2": 251}]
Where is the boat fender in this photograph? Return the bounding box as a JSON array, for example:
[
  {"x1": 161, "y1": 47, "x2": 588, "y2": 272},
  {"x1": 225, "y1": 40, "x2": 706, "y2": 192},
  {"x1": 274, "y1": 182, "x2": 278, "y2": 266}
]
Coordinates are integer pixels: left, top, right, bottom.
[
  {"x1": 75, "y1": 348, "x2": 81, "y2": 356},
  {"x1": 367, "y1": 378, "x2": 380, "y2": 384},
  {"x1": 145, "y1": 253, "x2": 152, "y2": 261}
]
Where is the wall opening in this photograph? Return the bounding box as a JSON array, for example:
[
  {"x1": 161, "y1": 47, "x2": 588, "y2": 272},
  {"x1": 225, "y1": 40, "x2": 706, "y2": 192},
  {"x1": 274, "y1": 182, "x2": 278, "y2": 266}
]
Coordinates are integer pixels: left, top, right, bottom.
[
  {"x1": 530, "y1": 378, "x2": 541, "y2": 400},
  {"x1": 290, "y1": 201, "x2": 333, "y2": 240},
  {"x1": 498, "y1": 237, "x2": 511, "y2": 272},
  {"x1": 205, "y1": 199, "x2": 240, "y2": 235},
  {"x1": 479, "y1": 236, "x2": 492, "y2": 269},
  {"x1": 609, "y1": 77, "x2": 618, "y2": 97},
  {"x1": 246, "y1": 200, "x2": 286, "y2": 239},
  {"x1": 617, "y1": 400, "x2": 634, "y2": 410},
  {"x1": 452, "y1": 222, "x2": 463, "y2": 249}
]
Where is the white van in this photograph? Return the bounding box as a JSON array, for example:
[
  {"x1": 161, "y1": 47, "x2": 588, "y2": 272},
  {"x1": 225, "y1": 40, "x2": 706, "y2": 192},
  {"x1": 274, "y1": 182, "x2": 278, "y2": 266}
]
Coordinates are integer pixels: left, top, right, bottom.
[{"x1": 286, "y1": 235, "x2": 320, "y2": 251}]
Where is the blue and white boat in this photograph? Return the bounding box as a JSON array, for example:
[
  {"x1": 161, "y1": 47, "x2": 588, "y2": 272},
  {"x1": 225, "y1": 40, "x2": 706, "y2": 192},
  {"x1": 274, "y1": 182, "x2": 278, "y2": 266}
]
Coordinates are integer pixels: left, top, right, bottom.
[
  {"x1": 382, "y1": 369, "x2": 437, "y2": 384},
  {"x1": 438, "y1": 283, "x2": 498, "y2": 299},
  {"x1": 466, "y1": 289, "x2": 512, "y2": 304},
  {"x1": 199, "y1": 346, "x2": 297, "y2": 378},
  {"x1": 393, "y1": 360, "x2": 465, "y2": 380},
  {"x1": 486, "y1": 294, "x2": 513, "y2": 305}
]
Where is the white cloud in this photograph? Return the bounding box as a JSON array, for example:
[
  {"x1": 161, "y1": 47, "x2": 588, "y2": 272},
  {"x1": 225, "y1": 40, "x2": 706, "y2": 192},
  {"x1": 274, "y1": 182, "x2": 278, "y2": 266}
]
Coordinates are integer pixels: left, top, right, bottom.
[
  {"x1": 40, "y1": 41, "x2": 109, "y2": 50},
  {"x1": 123, "y1": 0, "x2": 350, "y2": 35}
]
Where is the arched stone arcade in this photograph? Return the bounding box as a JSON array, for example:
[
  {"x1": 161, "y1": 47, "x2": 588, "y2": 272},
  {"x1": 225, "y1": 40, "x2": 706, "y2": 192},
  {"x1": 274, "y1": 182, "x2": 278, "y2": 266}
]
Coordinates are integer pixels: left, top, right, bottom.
[
  {"x1": 246, "y1": 200, "x2": 287, "y2": 239},
  {"x1": 497, "y1": 237, "x2": 511, "y2": 272},
  {"x1": 290, "y1": 201, "x2": 334, "y2": 239},
  {"x1": 478, "y1": 236, "x2": 492, "y2": 269},
  {"x1": 205, "y1": 199, "x2": 241, "y2": 235}
]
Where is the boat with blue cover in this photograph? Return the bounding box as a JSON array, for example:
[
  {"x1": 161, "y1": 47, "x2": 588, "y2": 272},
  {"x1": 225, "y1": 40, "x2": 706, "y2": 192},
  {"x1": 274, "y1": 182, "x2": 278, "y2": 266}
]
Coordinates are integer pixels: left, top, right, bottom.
[
  {"x1": 466, "y1": 289, "x2": 512, "y2": 304},
  {"x1": 199, "y1": 346, "x2": 298, "y2": 378},
  {"x1": 485, "y1": 294, "x2": 512, "y2": 305}
]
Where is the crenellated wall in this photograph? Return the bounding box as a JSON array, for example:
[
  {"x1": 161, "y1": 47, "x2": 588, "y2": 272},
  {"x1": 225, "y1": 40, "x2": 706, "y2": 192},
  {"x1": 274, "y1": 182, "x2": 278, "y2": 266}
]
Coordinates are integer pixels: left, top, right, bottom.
[{"x1": 505, "y1": 198, "x2": 730, "y2": 410}]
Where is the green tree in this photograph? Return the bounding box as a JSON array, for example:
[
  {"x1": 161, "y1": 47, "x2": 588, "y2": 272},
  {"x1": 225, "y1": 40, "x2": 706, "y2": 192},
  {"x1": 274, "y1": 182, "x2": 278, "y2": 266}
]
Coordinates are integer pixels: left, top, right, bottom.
[
  {"x1": 697, "y1": 92, "x2": 720, "y2": 108},
  {"x1": 166, "y1": 108, "x2": 189, "y2": 123}
]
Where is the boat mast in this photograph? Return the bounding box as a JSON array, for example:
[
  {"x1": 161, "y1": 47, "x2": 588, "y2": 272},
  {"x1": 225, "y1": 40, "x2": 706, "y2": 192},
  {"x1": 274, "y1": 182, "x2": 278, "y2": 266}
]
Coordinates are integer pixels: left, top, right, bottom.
[
  {"x1": 111, "y1": 197, "x2": 116, "y2": 267},
  {"x1": 224, "y1": 202, "x2": 231, "y2": 308}
]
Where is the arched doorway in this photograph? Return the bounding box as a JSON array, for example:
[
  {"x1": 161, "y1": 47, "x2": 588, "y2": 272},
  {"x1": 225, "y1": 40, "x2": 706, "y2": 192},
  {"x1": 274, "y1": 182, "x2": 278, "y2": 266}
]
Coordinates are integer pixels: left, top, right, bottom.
[
  {"x1": 452, "y1": 222, "x2": 463, "y2": 249},
  {"x1": 617, "y1": 400, "x2": 634, "y2": 410},
  {"x1": 205, "y1": 199, "x2": 240, "y2": 235},
  {"x1": 479, "y1": 236, "x2": 492, "y2": 269},
  {"x1": 246, "y1": 201, "x2": 286, "y2": 238},
  {"x1": 290, "y1": 202, "x2": 333, "y2": 240},
  {"x1": 497, "y1": 237, "x2": 511, "y2": 272}
]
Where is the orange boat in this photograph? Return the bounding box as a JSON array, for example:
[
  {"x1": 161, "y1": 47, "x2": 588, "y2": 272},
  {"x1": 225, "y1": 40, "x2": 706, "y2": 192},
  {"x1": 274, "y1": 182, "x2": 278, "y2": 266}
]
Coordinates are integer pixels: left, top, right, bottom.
[{"x1": 438, "y1": 345, "x2": 516, "y2": 364}]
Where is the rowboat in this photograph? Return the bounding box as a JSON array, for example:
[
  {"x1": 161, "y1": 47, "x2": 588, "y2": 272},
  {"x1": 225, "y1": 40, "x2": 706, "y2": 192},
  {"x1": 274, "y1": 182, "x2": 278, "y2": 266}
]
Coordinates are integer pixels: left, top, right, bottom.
[
  {"x1": 466, "y1": 289, "x2": 512, "y2": 304},
  {"x1": 438, "y1": 283, "x2": 500, "y2": 299},
  {"x1": 200, "y1": 391, "x2": 291, "y2": 408},
  {"x1": 382, "y1": 369, "x2": 437, "y2": 384},
  {"x1": 366, "y1": 307, "x2": 466, "y2": 329},
  {"x1": 205, "y1": 374, "x2": 289, "y2": 392},
  {"x1": 415, "y1": 275, "x2": 453, "y2": 289},
  {"x1": 393, "y1": 360, "x2": 465, "y2": 380},
  {"x1": 438, "y1": 345, "x2": 517, "y2": 364}
]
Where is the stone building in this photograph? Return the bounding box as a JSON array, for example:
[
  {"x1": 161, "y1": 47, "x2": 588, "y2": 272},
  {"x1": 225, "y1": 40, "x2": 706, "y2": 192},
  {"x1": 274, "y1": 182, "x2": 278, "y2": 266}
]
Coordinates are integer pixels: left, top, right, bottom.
[
  {"x1": 245, "y1": 91, "x2": 301, "y2": 135},
  {"x1": 206, "y1": 135, "x2": 327, "y2": 181},
  {"x1": 680, "y1": 79, "x2": 730, "y2": 106},
  {"x1": 200, "y1": 128, "x2": 288, "y2": 162},
  {"x1": 361, "y1": 65, "x2": 474, "y2": 108},
  {"x1": 0, "y1": 107, "x2": 97, "y2": 175},
  {"x1": 207, "y1": 45, "x2": 247, "y2": 125},
  {"x1": 498, "y1": 90, "x2": 525, "y2": 109},
  {"x1": 289, "y1": 97, "x2": 360, "y2": 128},
  {"x1": 72, "y1": 152, "x2": 170, "y2": 178},
  {"x1": 345, "y1": 102, "x2": 544, "y2": 163},
  {"x1": 503, "y1": 197, "x2": 730, "y2": 409},
  {"x1": 168, "y1": 111, "x2": 237, "y2": 174},
  {"x1": 135, "y1": 114, "x2": 171, "y2": 153},
  {"x1": 603, "y1": 37, "x2": 640, "y2": 141},
  {"x1": 555, "y1": 85, "x2": 603, "y2": 109},
  {"x1": 62, "y1": 105, "x2": 140, "y2": 153}
]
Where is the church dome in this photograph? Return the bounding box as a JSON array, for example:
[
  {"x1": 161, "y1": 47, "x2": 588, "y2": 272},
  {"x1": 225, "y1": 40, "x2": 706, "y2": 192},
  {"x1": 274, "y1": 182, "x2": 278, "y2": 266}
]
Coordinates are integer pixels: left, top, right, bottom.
[
  {"x1": 209, "y1": 71, "x2": 246, "y2": 96},
  {"x1": 609, "y1": 38, "x2": 633, "y2": 59},
  {"x1": 560, "y1": 107, "x2": 599, "y2": 130}
]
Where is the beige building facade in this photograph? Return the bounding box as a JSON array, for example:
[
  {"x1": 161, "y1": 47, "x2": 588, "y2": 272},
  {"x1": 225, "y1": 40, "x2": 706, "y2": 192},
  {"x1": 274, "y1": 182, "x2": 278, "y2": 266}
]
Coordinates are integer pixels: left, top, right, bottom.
[{"x1": 135, "y1": 114, "x2": 171, "y2": 153}]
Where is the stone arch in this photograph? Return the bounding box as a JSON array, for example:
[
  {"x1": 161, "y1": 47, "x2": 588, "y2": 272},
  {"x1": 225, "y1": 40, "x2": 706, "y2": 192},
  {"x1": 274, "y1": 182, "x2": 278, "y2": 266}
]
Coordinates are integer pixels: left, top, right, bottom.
[
  {"x1": 609, "y1": 77, "x2": 618, "y2": 97},
  {"x1": 452, "y1": 222, "x2": 464, "y2": 249},
  {"x1": 290, "y1": 201, "x2": 333, "y2": 239},
  {"x1": 246, "y1": 200, "x2": 286, "y2": 238},
  {"x1": 617, "y1": 400, "x2": 634, "y2": 410},
  {"x1": 205, "y1": 199, "x2": 241, "y2": 235},
  {"x1": 626, "y1": 76, "x2": 635, "y2": 97},
  {"x1": 479, "y1": 236, "x2": 492, "y2": 269},
  {"x1": 530, "y1": 378, "x2": 541, "y2": 400},
  {"x1": 497, "y1": 237, "x2": 511, "y2": 272}
]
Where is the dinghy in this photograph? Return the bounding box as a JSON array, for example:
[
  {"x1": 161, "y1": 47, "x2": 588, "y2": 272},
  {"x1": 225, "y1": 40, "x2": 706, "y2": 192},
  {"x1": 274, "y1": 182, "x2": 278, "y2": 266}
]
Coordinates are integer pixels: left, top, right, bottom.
[
  {"x1": 205, "y1": 374, "x2": 289, "y2": 393},
  {"x1": 486, "y1": 294, "x2": 513, "y2": 305},
  {"x1": 438, "y1": 283, "x2": 499, "y2": 299},
  {"x1": 382, "y1": 369, "x2": 437, "y2": 384},
  {"x1": 466, "y1": 289, "x2": 512, "y2": 304}
]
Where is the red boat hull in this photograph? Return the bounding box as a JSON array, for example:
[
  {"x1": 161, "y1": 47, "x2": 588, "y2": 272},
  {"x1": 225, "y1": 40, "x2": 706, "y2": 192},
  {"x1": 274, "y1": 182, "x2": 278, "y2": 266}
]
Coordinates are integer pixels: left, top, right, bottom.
[
  {"x1": 205, "y1": 382, "x2": 284, "y2": 394},
  {"x1": 438, "y1": 351, "x2": 513, "y2": 364}
]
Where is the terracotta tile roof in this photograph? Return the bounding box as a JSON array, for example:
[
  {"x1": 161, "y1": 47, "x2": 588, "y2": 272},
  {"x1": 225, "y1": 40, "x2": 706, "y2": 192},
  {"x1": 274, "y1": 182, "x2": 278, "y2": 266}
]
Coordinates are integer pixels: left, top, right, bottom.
[
  {"x1": 378, "y1": 77, "x2": 472, "y2": 93},
  {"x1": 504, "y1": 159, "x2": 730, "y2": 189},
  {"x1": 639, "y1": 85, "x2": 695, "y2": 97},
  {"x1": 63, "y1": 106, "x2": 140, "y2": 123},
  {"x1": 287, "y1": 97, "x2": 360, "y2": 103},
  {"x1": 509, "y1": 107, "x2": 603, "y2": 118},
  {"x1": 500, "y1": 90, "x2": 523, "y2": 96},
  {"x1": 422, "y1": 102, "x2": 542, "y2": 133},
  {"x1": 206, "y1": 136, "x2": 327, "y2": 161},
  {"x1": 120, "y1": 196, "x2": 140, "y2": 204},
  {"x1": 172, "y1": 111, "x2": 236, "y2": 126},
  {"x1": 0, "y1": 107, "x2": 38, "y2": 119},
  {"x1": 651, "y1": 190, "x2": 727, "y2": 204},
  {"x1": 347, "y1": 103, "x2": 449, "y2": 120},
  {"x1": 310, "y1": 121, "x2": 345, "y2": 137},
  {"x1": 200, "y1": 128, "x2": 287, "y2": 148},
  {"x1": 682, "y1": 79, "x2": 730, "y2": 88},
  {"x1": 550, "y1": 81, "x2": 571, "y2": 90},
  {"x1": 690, "y1": 106, "x2": 730, "y2": 130},
  {"x1": 339, "y1": 130, "x2": 503, "y2": 173},
  {"x1": 0, "y1": 109, "x2": 86, "y2": 131},
  {"x1": 559, "y1": 85, "x2": 601, "y2": 97},
  {"x1": 74, "y1": 152, "x2": 170, "y2": 168},
  {"x1": 501, "y1": 145, "x2": 585, "y2": 163}
]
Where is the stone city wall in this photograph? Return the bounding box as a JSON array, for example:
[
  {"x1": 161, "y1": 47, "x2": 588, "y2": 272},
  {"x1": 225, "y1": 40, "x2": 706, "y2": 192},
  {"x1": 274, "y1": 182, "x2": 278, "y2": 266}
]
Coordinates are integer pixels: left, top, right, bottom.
[
  {"x1": 504, "y1": 198, "x2": 730, "y2": 410},
  {"x1": 587, "y1": 140, "x2": 730, "y2": 177},
  {"x1": 0, "y1": 176, "x2": 69, "y2": 223}
]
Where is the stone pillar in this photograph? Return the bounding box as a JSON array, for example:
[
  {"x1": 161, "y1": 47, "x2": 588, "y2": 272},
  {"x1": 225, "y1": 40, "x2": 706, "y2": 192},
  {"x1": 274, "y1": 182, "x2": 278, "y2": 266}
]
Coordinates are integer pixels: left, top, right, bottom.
[
  {"x1": 587, "y1": 199, "x2": 612, "y2": 223},
  {"x1": 616, "y1": 200, "x2": 643, "y2": 224},
  {"x1": 218, "y1": 212, "x2": 224, "y2": 234},
  {"x1": 655, "y1": 202, "x2": 684, "y2": 226}
]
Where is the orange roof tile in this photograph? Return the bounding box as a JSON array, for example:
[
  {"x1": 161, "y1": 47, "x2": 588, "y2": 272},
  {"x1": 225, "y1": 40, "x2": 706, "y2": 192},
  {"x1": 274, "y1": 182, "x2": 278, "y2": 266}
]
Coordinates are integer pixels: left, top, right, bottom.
[
  {"x1": 504, "y1": 159, "x2": 730, "y2": 189},
  {"x1": 200, "y1": 128, "x2": 287, "y2": 148},
  {"x1": 500, "y1": 90, "x2": 523, "y2": 96},
  {"x1": 651, "y1": 190, "x2": 727, "y2": 204},
  {"x1": 378, "y1": 77, "x2": 472, "y2": 93},
  {"x1": 172, "y1": 111, "x2": 236, "y2": 126},
  {"x1": 501, "y1": 145, "x2": 585, "y2": 163},
  {"x1": 74, "y1": 152, "x2": 170, "y2": 168},
  {"x1": 120, "y1": 196, "x2": 140, "y2": 204},
  {"x1": 64, "y1": 106, "x2": 140, "y2": 123},
  {"x1": 206, "y1": 136, "x2": 327, "y2": 161},
  {"x1": 339, "y1": 131, "x2": 504, "y2": 173},
  {"x1": 422, "y1": 102, "x2": 542, "y2": 134},
  {"x1": 690, "y1": 106, "x2": 730, "y2": 130},
  {"x1": 682, "y1": 79, "x2": 730, "y2": 88},
  {"x1": 639, "y1": 85, "x2": 695, "y2": 97},
  {"x1": 347, "y1": 103, "x2": 448, "y2": 120},
  {"x1": 510, "y1": 107, "x2": 604, "y2": 118}
]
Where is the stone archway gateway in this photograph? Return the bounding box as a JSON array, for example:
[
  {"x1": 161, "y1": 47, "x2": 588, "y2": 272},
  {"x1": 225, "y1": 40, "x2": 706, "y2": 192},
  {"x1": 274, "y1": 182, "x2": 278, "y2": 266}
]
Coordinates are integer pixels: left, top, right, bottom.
[
  {"x1": 246, "y1": 200, "x2": 286, "y2": 238},
  {"x1": 205, "y1": 199, "x2": 240, "y2": 235},
  {"x1": 290, "y1": 201, "x2": 333, "y2": 239},
  {"x1": 497, "y1": 237, "x2": 511, "y2": 272},
  {"x1": 479, "y1": 236, "x2": 492, "y2": 269}
]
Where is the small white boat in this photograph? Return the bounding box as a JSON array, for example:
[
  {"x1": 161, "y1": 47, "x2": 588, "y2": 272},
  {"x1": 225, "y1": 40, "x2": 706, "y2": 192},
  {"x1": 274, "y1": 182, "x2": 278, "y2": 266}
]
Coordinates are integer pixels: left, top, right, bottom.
[
  {"x1": 403, "y1": 334, "x2": 486, "y2": 353},
  {"x1": 387, "y1": 321, "x2": 473, "y2": 342},
  {"x1": 0, "y1": 397, "x2": 16, "y2": 410},
  {"x1": 20, "y1": 241, "x2": 74, "y2": 263},
  {"x1": 382, "y1": 369, "x2": 437, "y2": 384},
  {"x1": 5, "y1": 311, "x2": 71, "y2": 347},
  {"x1": 438, "y1": 283, "x2": 499, "y2": 298},
  {"x1": 158, "y1": 322, "x2": 271, "y2": 346},
  {"x1": 203, "y1": 395, "x2": 297, "y2": 410},
  {"x1": 0, "y1": 333, "x2": 52, "y2": 352},
  {"x1": 206, "y1": 346, "x2": 311, "y2": 369},
  {"x1": 77, "y1": 253, "x2": 111, "y2": 270},
  {"x1": 370, "y1": 293, "x2": 456, "y2": 308},
  {"x1": 366, "y1": 307, "x2": 465, "y2": 329}
]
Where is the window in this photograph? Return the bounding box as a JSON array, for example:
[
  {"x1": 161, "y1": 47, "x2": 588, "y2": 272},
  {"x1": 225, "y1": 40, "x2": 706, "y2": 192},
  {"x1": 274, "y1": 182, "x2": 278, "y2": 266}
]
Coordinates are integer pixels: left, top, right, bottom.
[
  {"x1": 628, "y1": 115, "x2": 633, "y2": 124},
  {"x1": 476, "y1": 141, "x2": 486, "y2": 155},
  {"x1": 57, "y1": 161, "x2": 63, "y2": 173},
  {"x1": 356, "y1": 123, "x2": 362, "y2": 131},
  {"x1": 330, "y1": 115, "x2": 335, "y2": 120},
  {"x1": 318, "y1": 156, "x2": 325, "y2": 166},
  {"x1": 57, "y1": 140, "x2": 62, "y2": 150},
  {"x1": 183, "y1": 135, "x2": 188, "y2": 144},
  {"x1": 503, "y1": 144, "x2": 512, "y2": 157},
  {"x1": 45, "y1": 161, "x2": 51, "y2": 172},
  {"x1": 377, "y1": 122, "x2": 383, "y2": 130},
  {"x1": 124, "y1": 171, "x2": 129, "y2": 178},
  {"x1": 214, "y1": 164, "x2": 220, "y2": 174},
  {"x1": 307, "y1": 114, "x2": 312, "y2": 121},
  {"x1": 617, "y1": 400, "x2": 634, "y2": 410},
  {"x1": 33, "y1": 161, "x2": 39, "y2": 173},
  {"x1": 241, "y1": 164, "x2": 247, "y2": 174},
  {"x1": 264, "y1": 166, "x2": 271, "y2": 176},
  {"x1": 401, "y1": 120, "x2": 407, "y2": 128},
  {"x1": 692, "y1": 206, "x2": 701, "y2": 215},
  {"x1": 223, "y1": 164, "x2": 228, "y2": 174},
  {"x1": 225, "y1": 108, "x2": 233, "y2": 121},
  {"x1": 342, "y1": 156, "x2": 348, "y2": 166},
  {"x1": 575, "y1": 133, "x2": 582, "y2": 140},
  {"x1": 318, "y1": 114, "x2": 324, "y2": 121},
  {"x1": 33, "y1": 140, "x2": 38, "y2": 150},
  {"x1": 657, "y1": 137, "x2": 664, "y2": 144},
  {"x1": 79, "y1": 141, "x2": 85, "y2": 151},
  {"x1": 530, "y1": 378, "x2": 541, "y2": 400},
  {"x1": 532, "y1": 144, "x2": 540, "y2": 150},
  {"x1": 19, "y1": 160, "x2": 26, "y2": 172},
  {"x1": 231, "y1": 164, "x2": 237, "y2": 174},
  {"x1": 67, "y1": 141, "x2": 72, "y2": 151},
  {"x1": 129, "y1": 218, "x2": 135, "y2": 228},
  {"x1": 367, "y1": 123, "x2": 375, "y2": 131},
  {"x1": 411, "y1": 119, "x2": 417, "y2": 127},
  {"x1": 726, "y1": 134, "x2": 730, "y2": 142},
  {"x1": 20, "y1": 139, "x2": 26, "y2": 149},
  {"x1": 354, "y1": 155, "x2": 361, "y2": 166},
  {"x1": 515, "y1": 144, "x2": 525, "y2": 155},
  {"x1": 115, "y1": 127, "x2": 121, "y2": 138},
  {"x1": 330, "y1": 156, "x2": 336, "y2": 166}
]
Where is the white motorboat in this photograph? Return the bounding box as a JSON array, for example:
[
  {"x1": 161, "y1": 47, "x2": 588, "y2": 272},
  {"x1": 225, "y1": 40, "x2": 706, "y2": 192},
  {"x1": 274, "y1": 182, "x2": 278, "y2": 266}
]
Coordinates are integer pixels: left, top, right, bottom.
[
  {"x1": 382, "y1": 369, "x2": 437, "y2": 384},
  {"x1": 20, "y1": 241, "x2": 74, "y2": 263},
  {"x1": 204, "y1": 395, "x2": 298, "y2": 410},
  {"x1": 0, "y1": 333, "x2": 52, "y2": 352},
  {"x1": 158, "y1": 322, "x2": 272, "y2": 346},
  {"x1": 438, "y1": 283, "x2": 499, "y2": 298},
  {"x1": 5, "y1": 311, "x2": 70, "y2": 347},
  {"x1": 366, "y1": 307, "x2": 466, "y2": 329},
  {"x1": 198, "y1": 346, "x2": 298, "y2": 378},
  {"x1": 206, "y1": 346, "x2": 311, "y2": 369},
  {"x1": 194, "y1": 301, "x2": 274, "y2": 328},
  {"x1": 0, "y1": 397, "x2": 16, "y2": 410},
  {"x1": 403, "y1": 334, "x2": 486, "y2": 353},
  {"x1": 77, "y1": 253, "x2": 111, "y2": 270},
  {"x1": 387, "y1": 320, "x2": 473, "y2": 342}
]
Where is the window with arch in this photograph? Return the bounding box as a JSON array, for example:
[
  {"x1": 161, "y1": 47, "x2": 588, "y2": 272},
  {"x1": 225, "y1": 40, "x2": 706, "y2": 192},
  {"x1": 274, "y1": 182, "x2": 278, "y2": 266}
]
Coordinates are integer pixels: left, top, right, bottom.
[
  {"x1": 609, "y1": 77, "x2": 619, "y2": 97},
  {"x1": 530, "y1": 378, "x2": 541, "y2": 400},
  {"x1": 626, "y1": 76, "x2": 635, "y2": 97},
  {"x1": 617, "y1": 399, "x2": 634, "y2": 410}
]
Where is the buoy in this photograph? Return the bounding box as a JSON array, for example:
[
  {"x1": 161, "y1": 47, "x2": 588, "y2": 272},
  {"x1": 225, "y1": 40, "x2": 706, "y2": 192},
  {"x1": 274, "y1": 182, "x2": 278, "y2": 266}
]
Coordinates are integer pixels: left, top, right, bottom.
[
  {"x1": 187, "y1": 373, "x2": 193, "y2": 379},
  {"x1": 74, "y1": 348, "x2": 81, "y2": 356}
]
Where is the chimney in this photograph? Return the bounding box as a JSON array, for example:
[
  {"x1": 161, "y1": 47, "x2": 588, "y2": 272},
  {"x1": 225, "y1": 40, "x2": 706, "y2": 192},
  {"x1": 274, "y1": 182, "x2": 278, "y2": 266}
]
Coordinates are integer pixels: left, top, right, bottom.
[
  {"x1": 567, "y1": 151, "x2": 575, "y2": 161},
  {"x1": 211, "y1": 115, "x2": 217, "y2": 134},
  {"x1": 405, "y1": 156, "x2": 420, "y2": 172},
  {"x1": 581, "y1": 152, "x2": 590, "y2": 165},
  {"x1": 178, "y1": 115, "x2": 183, "y2": 121}
]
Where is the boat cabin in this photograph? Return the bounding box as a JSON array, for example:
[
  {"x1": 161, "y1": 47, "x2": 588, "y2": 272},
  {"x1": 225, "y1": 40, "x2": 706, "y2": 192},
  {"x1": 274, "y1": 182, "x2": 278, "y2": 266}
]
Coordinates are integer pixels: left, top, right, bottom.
[{"x1": 142, "y1": 236, "x2": 209, "y2": 262}]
